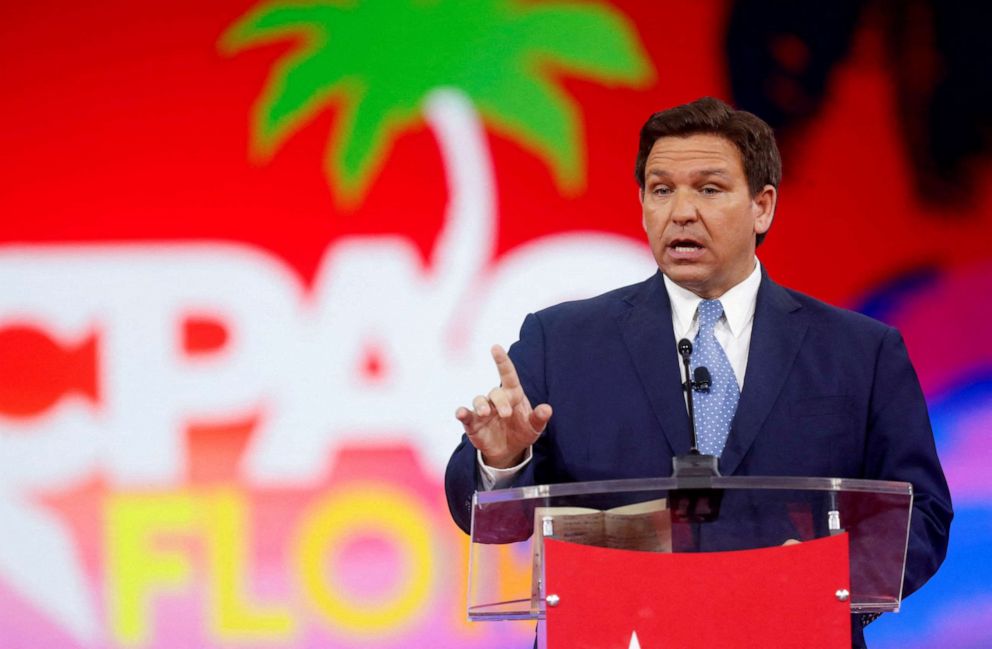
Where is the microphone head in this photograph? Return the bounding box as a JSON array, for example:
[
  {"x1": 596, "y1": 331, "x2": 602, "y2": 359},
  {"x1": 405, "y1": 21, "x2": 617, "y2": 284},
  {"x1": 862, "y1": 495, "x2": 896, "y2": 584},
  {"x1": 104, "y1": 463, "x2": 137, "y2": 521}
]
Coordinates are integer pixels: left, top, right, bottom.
[
  {"x1": 677, "y1": 338, "x2": 692, "y2": 358},
  {"x1": 693, "y1": 366, "x2": 712, "y2": 390}
]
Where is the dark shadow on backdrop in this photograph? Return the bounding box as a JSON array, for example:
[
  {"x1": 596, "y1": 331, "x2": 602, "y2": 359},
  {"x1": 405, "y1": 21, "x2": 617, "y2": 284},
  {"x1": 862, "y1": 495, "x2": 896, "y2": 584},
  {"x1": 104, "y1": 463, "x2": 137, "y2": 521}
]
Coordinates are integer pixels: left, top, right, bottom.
[{"x1": 726, "y1": 0, "x2": 992, "y2": 210}]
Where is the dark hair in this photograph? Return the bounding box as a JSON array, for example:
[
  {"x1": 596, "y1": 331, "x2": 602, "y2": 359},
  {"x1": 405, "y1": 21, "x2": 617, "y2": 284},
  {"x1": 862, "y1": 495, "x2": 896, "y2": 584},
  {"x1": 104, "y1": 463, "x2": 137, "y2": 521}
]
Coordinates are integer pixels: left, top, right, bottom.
[{"x1": 634, "y1": 97, "x2": 781, "y2": 246}]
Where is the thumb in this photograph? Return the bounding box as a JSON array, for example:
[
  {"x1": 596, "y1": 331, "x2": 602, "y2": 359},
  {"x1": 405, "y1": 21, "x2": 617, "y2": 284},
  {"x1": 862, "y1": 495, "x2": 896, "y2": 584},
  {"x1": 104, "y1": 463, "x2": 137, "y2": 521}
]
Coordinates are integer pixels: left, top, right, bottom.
[{"x1": 528, "y1": 404, "x2": 553, "y2": 433}]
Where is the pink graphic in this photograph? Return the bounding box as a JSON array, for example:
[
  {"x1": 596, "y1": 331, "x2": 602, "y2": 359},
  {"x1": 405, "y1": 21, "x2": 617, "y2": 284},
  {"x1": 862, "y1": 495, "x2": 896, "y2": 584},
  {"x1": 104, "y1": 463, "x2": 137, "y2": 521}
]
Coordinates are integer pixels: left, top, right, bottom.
[
  {"x1": 936, "y1": 405, "x2": 992, "y2": 503},
  {"x1": 887, "y1": 263, "x2": 992, "y2": 397}
]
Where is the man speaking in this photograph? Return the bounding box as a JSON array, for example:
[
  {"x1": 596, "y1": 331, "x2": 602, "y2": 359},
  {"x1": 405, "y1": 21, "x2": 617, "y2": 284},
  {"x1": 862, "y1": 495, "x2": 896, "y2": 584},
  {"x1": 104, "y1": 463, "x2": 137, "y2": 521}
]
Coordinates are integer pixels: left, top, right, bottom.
[{"x1": 444, "y1": 97, "x2": 952, "y2": 646}]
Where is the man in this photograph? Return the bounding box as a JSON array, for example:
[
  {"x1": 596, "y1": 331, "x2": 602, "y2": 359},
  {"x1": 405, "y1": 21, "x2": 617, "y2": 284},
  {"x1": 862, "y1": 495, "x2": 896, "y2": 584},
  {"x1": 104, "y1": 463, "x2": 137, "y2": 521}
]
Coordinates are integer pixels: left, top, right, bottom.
[{"x1": 444, "y1": 97, "x2": 952, "y2": 646}]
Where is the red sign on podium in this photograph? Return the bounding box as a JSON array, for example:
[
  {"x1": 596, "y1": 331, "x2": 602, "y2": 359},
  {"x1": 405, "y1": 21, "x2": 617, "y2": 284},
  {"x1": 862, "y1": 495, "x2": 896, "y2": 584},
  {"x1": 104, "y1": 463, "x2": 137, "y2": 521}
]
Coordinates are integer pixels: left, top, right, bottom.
[{"x1": 543, "y1": 534, "x2": 851, "y2": 649}]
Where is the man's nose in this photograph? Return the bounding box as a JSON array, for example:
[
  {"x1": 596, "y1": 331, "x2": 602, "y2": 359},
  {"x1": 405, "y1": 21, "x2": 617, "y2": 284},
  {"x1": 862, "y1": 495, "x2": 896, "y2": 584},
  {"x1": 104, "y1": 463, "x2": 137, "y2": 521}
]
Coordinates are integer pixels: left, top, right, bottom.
[{"x1": 670, "y1": 190, "x2": 698, "y2": 224}]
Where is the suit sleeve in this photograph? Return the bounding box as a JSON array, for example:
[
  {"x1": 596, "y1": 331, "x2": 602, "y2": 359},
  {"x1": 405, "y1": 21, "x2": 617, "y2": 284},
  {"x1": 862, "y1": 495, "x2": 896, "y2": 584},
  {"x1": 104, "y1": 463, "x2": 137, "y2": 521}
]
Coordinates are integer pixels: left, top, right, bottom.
[
  {"x1": 864, "y1": 327, "x2": 953, "y2": 597},
  {"x1": 444, "y1": 313, "x2": 550, "y2": 534}
]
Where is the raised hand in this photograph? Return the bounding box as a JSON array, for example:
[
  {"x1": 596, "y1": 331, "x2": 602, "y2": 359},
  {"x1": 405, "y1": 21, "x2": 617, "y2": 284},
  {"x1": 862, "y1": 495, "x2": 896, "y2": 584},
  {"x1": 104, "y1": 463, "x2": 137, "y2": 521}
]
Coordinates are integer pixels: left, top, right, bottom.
[{"x1": 455, "y1": 345, "x2": 553, "y2": 468}]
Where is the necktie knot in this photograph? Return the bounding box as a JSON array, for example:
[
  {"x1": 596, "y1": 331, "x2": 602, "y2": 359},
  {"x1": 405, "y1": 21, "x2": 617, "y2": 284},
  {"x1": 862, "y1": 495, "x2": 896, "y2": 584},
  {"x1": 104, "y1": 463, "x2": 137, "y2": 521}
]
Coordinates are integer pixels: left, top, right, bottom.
[{"x1": 697, "y1": 299, "x2": 724, "y2": 332}]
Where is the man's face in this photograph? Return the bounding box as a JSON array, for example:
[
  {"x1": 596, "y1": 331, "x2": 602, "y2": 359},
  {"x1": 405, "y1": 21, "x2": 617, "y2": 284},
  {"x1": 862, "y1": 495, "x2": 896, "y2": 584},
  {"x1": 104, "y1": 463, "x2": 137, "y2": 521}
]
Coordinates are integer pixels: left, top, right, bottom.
[{"x1": 640, "y1": 133, "x2": 776, "y2": 299}]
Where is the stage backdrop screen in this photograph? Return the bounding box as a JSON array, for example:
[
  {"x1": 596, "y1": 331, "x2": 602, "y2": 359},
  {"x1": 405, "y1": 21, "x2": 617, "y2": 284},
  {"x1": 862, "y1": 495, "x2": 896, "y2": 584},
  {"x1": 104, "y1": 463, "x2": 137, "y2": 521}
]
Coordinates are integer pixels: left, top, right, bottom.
[{"x1": 2, "y1": 2, "x2": 990, "y2": 648}]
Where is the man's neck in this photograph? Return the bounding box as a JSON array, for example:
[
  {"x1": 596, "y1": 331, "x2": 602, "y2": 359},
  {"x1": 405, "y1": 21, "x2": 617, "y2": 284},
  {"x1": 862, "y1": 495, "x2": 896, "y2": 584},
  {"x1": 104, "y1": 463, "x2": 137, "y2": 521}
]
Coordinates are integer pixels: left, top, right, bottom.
[
  {"x1": 665, "y1": 259, "x2": 760, "y2": 301},
  {"x1": 663, "y1": 259, "x2": 762, "y2": 340}
]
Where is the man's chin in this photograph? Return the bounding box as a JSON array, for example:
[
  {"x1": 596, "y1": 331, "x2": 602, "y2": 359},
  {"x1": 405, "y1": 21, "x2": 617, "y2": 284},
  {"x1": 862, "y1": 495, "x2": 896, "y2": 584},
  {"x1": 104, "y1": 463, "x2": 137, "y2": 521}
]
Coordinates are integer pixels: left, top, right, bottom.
[
  {"x1": 664, "y1": 268, "x2": 736, "y2": 300},
  {"x1": 659, "y1": 263, "x2": 707, "y2": 289}
]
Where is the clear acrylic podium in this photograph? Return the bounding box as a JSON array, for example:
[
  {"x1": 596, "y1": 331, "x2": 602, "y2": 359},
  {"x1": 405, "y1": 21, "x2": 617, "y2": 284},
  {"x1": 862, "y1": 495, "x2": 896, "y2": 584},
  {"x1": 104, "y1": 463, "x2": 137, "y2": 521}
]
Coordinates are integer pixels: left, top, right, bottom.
[{"x1": 466, "y1": 475, "x2": 912, "y2": 628}]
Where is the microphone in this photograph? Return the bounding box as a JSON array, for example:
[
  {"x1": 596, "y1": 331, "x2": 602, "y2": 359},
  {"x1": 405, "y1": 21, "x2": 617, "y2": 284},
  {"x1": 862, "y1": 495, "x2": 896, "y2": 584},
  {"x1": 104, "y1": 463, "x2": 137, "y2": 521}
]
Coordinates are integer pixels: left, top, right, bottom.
[
  {"x1": 677, "y1": 339, "x2": 700, "y2": 453},
  {"x1": 679, "y1": 340, "x2": 711, "y2": 392},
  {"x1": 692, "y1": 366, "x2": 711, "y2": 391},
  {"x1": 671, "y1": 338, "x2": 722, "y2": 523}
]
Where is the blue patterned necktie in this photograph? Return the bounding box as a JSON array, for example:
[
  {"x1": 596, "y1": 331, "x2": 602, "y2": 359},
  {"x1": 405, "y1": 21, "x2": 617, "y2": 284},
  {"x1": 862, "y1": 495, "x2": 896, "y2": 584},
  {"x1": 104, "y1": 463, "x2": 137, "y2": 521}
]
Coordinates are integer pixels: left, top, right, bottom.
[{"x1": 691, "y1": 299, "x2": 740, "y2": 456}]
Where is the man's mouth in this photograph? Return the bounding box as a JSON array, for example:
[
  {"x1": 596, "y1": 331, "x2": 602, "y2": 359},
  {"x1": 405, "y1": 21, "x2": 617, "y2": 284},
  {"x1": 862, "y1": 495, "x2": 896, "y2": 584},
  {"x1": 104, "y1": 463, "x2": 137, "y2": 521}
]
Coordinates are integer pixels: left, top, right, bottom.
[{"x1": 668, "y1": 238, "x2": 703, "y2": 253}]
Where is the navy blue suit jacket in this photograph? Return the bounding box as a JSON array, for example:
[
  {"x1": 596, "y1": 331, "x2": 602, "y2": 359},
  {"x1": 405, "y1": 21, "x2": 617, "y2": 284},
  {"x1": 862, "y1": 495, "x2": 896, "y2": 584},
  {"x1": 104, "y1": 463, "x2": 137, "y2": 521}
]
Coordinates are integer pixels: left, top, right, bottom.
[{"x1": 445, "y1": 270, "x2": 952, "y2": 635}]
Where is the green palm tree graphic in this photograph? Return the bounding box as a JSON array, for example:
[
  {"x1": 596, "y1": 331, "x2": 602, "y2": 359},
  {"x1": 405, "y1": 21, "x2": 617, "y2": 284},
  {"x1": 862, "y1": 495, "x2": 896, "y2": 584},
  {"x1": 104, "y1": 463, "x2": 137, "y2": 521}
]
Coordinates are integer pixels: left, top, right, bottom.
[{"x1": 221, "y1": 0, "x2": 653, "y2": 204}]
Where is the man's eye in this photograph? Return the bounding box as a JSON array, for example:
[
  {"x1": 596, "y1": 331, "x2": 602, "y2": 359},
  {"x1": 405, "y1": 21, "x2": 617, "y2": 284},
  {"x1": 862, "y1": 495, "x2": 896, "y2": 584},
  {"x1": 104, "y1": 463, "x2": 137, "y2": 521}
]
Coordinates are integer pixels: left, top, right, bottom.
[
  {"x1": 653, "y1": 186, "x2": 672, "y2": 196},
  {"x1": 701, "y1": 186, "x2": 720, "y2": 195}
]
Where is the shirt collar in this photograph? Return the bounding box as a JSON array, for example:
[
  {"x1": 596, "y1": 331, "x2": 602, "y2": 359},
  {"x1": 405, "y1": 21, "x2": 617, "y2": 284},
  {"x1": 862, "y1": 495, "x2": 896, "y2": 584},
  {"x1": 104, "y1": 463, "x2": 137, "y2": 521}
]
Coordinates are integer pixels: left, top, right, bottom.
[{"x1": 662, "y1": 258, "x2": 762, "y2": 339}]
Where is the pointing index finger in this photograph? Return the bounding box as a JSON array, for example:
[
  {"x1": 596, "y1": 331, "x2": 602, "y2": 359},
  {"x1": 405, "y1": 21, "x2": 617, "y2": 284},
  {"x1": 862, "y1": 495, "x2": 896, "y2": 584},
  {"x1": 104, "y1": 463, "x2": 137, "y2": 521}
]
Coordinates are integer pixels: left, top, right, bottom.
[{"x1": 490, "y1": 344, "x2": 521, "y2": 390}]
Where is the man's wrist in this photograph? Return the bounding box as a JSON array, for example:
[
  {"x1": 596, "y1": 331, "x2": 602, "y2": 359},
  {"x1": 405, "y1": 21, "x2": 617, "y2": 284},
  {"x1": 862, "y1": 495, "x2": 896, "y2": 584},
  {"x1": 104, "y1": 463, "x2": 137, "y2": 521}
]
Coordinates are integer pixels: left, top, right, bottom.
[
  {"x1": 477, "y1": 447, "x2": 533, "y2": 491},
  {"x1": 482, "y1": 450, "x2": 527, "y2": 469}
]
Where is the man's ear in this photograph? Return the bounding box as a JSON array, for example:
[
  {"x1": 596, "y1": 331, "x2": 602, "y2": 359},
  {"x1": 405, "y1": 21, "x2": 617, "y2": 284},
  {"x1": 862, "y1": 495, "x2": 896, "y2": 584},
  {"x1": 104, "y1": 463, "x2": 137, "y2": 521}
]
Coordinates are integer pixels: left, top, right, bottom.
[
  {"x1": 753, "y1": 184, "x2": 777, "y2": 235},
  {"x1": 639, "y1": 187, "x2": 647, "y2": 232}
]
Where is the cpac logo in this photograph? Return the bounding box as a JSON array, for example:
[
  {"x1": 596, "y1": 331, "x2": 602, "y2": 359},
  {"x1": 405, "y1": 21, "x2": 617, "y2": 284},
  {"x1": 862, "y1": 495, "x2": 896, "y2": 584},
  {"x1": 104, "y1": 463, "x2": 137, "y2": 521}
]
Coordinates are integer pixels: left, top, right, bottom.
[{"x1": 0, "y1": 92, "x2": 653, "y2": 643}]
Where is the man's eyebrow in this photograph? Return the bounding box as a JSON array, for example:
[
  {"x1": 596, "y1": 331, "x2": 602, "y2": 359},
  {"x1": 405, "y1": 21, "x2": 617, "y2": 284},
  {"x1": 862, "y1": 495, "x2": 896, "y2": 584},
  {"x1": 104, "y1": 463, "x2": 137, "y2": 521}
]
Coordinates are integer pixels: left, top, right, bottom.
[
  {"x1": 645, "y1": 168, "x2": 731, "y2": 180},
  {"x1": 692, "y1": 168, "x2": 731, "y2": 178}
]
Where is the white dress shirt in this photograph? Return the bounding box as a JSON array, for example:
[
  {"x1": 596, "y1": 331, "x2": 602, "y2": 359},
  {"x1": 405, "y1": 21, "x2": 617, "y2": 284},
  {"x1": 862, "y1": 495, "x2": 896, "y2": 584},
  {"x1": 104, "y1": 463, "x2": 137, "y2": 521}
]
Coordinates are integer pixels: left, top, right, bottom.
[
  {"x1": 664, "y1": 258, "x2": 762, "y2": 392},
  {"x1": 478, "y1": 259, "x2": 763, "y2": 490}
]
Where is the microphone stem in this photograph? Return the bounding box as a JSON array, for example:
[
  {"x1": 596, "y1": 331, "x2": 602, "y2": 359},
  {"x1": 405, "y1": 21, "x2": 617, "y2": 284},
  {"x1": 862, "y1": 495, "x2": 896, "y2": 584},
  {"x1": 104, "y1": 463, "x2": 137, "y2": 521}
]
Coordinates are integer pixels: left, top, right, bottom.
[{"x1": 681, "y1": 353, "x2": 700, "y2": 454}]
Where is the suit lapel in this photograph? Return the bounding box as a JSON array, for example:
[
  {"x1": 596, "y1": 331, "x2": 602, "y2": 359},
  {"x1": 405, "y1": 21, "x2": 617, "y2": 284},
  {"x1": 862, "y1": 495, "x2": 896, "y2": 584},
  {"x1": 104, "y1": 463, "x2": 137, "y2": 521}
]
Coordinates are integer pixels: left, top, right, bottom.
[
  {"x1": 720, "y1": 272, "x2": 808, "y2": 475},
  {"x1": 617, "y1": 272, "x2": 692, "y2": 458}
]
